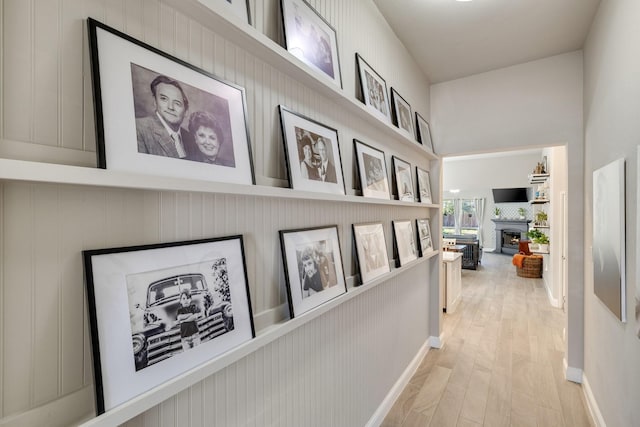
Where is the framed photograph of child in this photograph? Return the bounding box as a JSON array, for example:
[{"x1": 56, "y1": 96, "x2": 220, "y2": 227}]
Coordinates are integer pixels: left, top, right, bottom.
[
  {"x1": 393, "y1": 220, "x2": 419, "y2": 267},
  {"x1": 416, "y1": 167, "x2": 433, "y2": 204},
  {"x1": 279, "y1": 225, "x2": 347, "y2": 317},
  {"x1": 390, "y1": 88, "x2": 414, "y2": 139},
  {"x1": 87, "y1": 18, "x2": 254, "y2": 185},
  {"x1": 281, "y1": 0, "x2": 342, "y2": 88},
  {"x1": 197, "y1": 0, "x2": 251, "y2": 24},
  {"x1": 353, "y1": 222, "x2": 391, "y2": 285},
  {"x1": 356, "y1": 53, "x2": 391, "y2": 123},
  {"x1": 354, "y1": 139, "x2": 391, "y2": 200},
  {"x1": 392, "y1": 156, "x2": 415, "y2": 202},
  {"x1": 416, "y1": 218, "x2": 434, "y2": 256},
  {"x1": 415, "y1": 112, "x2": 434, "y2": 153},
  {"x1": 83, "y1": 236, "x2": 255, "y2": 414},
  {"x1": 278, "y1": 106, "x2": 346, "y2": 195}
]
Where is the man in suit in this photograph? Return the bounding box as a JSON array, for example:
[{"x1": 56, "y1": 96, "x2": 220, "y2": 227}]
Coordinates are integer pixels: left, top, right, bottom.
[
  {"x1": 136, "y1": 75, "x2": 198, "y2": 159},
  {"x1": 316, "y1": 137, "x2": 337, "y2": 183}
]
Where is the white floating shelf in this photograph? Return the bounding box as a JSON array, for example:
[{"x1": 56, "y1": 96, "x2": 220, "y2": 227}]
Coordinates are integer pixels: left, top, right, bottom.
[{"x1": 528, "y1": 173, "x2": 550, "y2": 184}]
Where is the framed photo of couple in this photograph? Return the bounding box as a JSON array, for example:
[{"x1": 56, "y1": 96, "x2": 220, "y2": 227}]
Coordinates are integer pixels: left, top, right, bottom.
[
  {"x1": 83, "y1": 236, "x2": 255, "y2": 414},
  {"x1": 279, "y1": 225, "x2": 347, "y2": 317},
  {"x1": 278, "y1": 106, "x2": 346, "y2": 195},
  {"x1": 87, "y1": 18, "x2": 254, "y2": 185}
]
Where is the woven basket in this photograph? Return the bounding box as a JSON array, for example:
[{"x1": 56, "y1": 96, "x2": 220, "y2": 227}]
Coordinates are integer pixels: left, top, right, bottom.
[{"x1": 516, "y1": 256, "x2": 543, "y2": 278}]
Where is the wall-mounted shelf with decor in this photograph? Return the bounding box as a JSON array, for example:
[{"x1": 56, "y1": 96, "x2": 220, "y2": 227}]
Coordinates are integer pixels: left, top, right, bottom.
[{"x1": 528, "y1": 173, "x2": 550, "y2": 184}]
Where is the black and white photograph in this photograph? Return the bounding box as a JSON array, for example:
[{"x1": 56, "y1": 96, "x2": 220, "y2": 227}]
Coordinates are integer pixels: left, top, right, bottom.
[
  {"x1": 416, "y1": 218, "x2": 434, "y2": 256},
  {"x1": 83, "y1": 236, "x2": 254, "y2": 414},
  {"x1": 88, "y1": 18, "x2": 254, "y2": 185},
  {"x1": 281, "y1": 0, "x2": 342, "y2": 87},
  {"x1": 393, "y1": 220, "x2": 418, "y2": 267},
  {"x1": 592, "y1": 158, "x2": 626, "y2": 322},
  {"x1": 354, "y1": 139, "x2": 391, "y2": 199},
  {"x1": 280, "y1": 226, "x2": 347, "y2": 317},
  {"x1": 415, "y1": 112, "x2": 434, "y2": 152},
  {"x1": 391, "y1": 88, "x2": 414, "y2": 139},
  {"x1": 392, "y1": 156, "x2": 415, "y2": 202},
  {"x1": 416, "y1": 167, "x2": 433, "y2": 204},
  {"x1": 279, "y1": 106, "x2": 346, "y2": 195},
  {"x1": 198, "y1": 0, "x2": 251, "y2": 24},
  {"x1": 356, "y1": 53, "x2": 391, "y2": 123},
  {"x1": 353, "y1": 222, "x2": 391, "y2": 285}
]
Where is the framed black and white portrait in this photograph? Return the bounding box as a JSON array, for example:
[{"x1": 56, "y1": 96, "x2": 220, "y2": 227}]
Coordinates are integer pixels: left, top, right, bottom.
[
  {"x1": 392, "y1": 156, "x2": 415, "y2": 202},
  {"x1": 278, "y1": 106, "x2": 346, "y2": 195},
  {"x1": 416, "y1": 218, "x2": 434, "y2": 256},
  {"x1": 83, "y1": 236, "x2": 255, "y2": 414},
  {"x1": 415, "y1": 112, "x2": 434, "y2": 153},
  {"x1": 88, "y1": 18, "x2": 254, "y2": 185},
  {"x1": 198, "y1": 0, "x2": 251, "y2": 24},
  {"x1": 279, "y1": 226, "x2": 347, "y2": 317},
  {"x1": 354, "y1": 139, "x2": 391, "y2": 200},
  {"x1": 393, "y1": 220, "x2": 418, "y2": 267},
  {"x1": 390, "y1": 88, "x2": 414, "y2": 139},
  {"x1": 281, "y1": 0, "x2": 342, "y2": 87},
  {"x1": 353, "y1": 222, "x2": 391, "y2": 285},
  {"x1": 356, "y1": 53, "x2": 391, "y2": 123},
  {"x1": 416, "y1": 167, "x2": 433, "y2": 204}
]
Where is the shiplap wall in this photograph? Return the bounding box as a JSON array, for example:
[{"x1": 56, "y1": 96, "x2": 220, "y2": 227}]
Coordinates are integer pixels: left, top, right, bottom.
[{"x1": 0, "y1": 0, "x2": 436, "y2": 425}]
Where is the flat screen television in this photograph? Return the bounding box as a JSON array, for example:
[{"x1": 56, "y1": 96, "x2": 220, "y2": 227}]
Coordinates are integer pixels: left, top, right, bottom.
[{"x1": 492, "y1": 187, "x2": 530, "y2": 203}]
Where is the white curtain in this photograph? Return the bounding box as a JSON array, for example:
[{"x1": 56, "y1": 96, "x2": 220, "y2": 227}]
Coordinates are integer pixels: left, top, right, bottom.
[
  {"x1": 453, "y1": 199, "x2": 462, "y2": 235},
  {"x1": 474, "y1": 198, "x2": 485, "y2": 247}
]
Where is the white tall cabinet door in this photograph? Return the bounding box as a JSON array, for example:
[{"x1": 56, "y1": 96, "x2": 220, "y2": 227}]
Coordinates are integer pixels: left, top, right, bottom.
[{"x1": 443, "y1": 252, "x2": 462, "y2": 314}]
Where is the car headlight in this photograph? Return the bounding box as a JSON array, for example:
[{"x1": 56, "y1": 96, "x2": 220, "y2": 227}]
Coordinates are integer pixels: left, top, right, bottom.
[{"x1": 132, "y1": 334, "x2": 145, "y2": 354}]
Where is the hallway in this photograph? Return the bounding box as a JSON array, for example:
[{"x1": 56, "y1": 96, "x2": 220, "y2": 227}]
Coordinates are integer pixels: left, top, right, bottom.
[{"x1": 382, "y1": 253, "x2": 593, "y2": 426}]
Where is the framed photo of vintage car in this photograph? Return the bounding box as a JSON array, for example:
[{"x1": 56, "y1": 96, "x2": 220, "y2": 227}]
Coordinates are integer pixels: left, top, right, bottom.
[
  {"x1": 354, "y1": 139, "x2": 391, "y2": 200},
  {"x1": 416, "y1": 218, "x2": 434, "y2": 256},
  {"x1": 356, "y1": 53, "x2": 391, "y2": 123},
  {"x1": 390, "y1": 88, "x2": 414, "y2": 139},
  {"x1": 416, "y1": 167, "x2": 433, "y2": 204},
  {"x1": 415, "y1": 112, "x2": 434, "y2": 153},
  {"x1": 392, "y1": 220, "x2": 419, "y2": 267},
  {"x1": 352, "y1": 222, "x2": 391, "y2": 285},
  {"x1": 83, "y1": 236, "x2": 254, "y2": 414},
  {"x1": 392, "y1": 156, "x2": 415, "y2": 202},
  {"x1": 279, "y1": 225, "x2": 347, "y2": 317},
  {"x1": 278, "y1": 105, "x2": 346, "y2": 195},
  {"x1": 87, "y1": 18, "x2": 254, "y2": 185}
]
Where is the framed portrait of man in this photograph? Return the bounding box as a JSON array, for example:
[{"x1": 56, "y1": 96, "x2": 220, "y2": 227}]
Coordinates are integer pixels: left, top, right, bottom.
[
  {"x1": 390, "y1": 88, "x2": 414, "y2": 139},
  {"x1": 354, "y1": 139, "x2": 391, "y2": 200},
  {"x1": 353, "y1": 222, "x2": 391, "y2": 285},
  {"x1": 356, "y1": 53, "x2": 391, "y2": 124},
  {"x1": 392, "y1": 156, "x2": 415, "y2": 202}
]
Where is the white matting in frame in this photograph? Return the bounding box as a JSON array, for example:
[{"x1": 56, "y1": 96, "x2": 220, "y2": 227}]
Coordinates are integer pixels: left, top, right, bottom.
[
  {"x1": 83, "y1": 236, "x2": 255, "y2": 414},
  {"x1": 393, "y1": 220, "x2": 418, "y2": 267},
  {"x1": 353, "y1": 222, "x2": 391, "y2": 285},
  {"x1": 88, "y1": 18, "x2": 254, "y2": 185},
  {"x1": 278, "y1": 106, "x2": 346, "y2": 195},
  {"x1": 416, "y1": 218, "x2": 434, "y2": 256},
  {"x1": 416, "y1": 167, "x2": 433, "y2": 204},
  {"x1": 198, "y1": 0, "x2": 251, "y2": 24},
  {"x1": 392, "y1": 156, "x2": 415, "y2": 202},
  {"x1": 279, "y1": 225, "x2": 347, "y2": 317},
  {"x1": 354, "y1": 139, "x2": 391, "y2": 200}
]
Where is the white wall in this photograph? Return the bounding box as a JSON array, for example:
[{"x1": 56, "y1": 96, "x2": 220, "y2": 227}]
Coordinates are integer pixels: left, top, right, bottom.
[
  {"x1": 583, "y1": 1, "x2": 640, "y2": 425},
  {"x1": 431, "y1": 51, "x2": 585, "y2": 373}
]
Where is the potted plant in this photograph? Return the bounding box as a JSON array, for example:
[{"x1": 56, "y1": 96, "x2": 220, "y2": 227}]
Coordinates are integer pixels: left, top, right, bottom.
[
  {"x1": 527, "y1": 229, "x2": 549, "y2": 252},
  {"x1": 518, "y1": 207, "x2": 526, "y2": 219},
  {"x1": 494, "y1": 207, "x2": 501, "y2": 218},
  {"x1": 535, "y1": 210, "x2": 548, "y2": 226}
]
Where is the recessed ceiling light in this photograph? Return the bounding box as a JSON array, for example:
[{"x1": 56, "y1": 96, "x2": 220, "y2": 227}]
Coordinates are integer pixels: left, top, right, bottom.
[
  {"x1": 450, "y1": 189, "x2": 460, "y2": 193},
  {"x1": 456, "y1": 0, "x2": 473, "y2": 2}
]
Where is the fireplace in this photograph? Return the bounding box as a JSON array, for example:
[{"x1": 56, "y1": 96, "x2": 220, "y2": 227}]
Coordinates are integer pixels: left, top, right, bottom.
[{"x1": 491, "y1": 219, "x2": 531, "y2": 255}]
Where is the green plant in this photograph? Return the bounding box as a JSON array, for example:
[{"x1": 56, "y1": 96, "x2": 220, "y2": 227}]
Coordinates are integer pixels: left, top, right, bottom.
[
  {"x1": 494, "y1": 207, "x2": 500, "y2": 216},
  {"x1": 527, "y1": 229, "x2": 549, "y2": 244},
  {"x1": 518, "y1": 207, "x2": 526, "y2": 217},
  {"x1": 535, "y1": 211, "x2": 548, "y2": 222}
]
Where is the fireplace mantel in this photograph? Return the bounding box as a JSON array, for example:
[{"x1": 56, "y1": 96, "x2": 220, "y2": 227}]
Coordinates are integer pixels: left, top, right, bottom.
[{"x1": 492, "y1": 219, "x2": 531, "y2": 254}]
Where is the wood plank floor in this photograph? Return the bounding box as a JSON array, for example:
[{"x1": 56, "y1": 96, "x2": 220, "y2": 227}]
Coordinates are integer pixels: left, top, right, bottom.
[{"x1": 382, "y1": 252, "x2": 594, "y2": 427}]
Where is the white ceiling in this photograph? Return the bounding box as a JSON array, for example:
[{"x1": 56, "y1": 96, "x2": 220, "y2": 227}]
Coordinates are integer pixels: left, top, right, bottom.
[{"x1": 373, "y1": 0, "x2": 601, "y2": 83}]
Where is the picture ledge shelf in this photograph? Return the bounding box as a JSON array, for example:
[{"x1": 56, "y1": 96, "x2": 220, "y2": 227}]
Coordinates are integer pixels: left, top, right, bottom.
[{"x1": 77, "y1": 250, "x2": 439, "y2": 426}]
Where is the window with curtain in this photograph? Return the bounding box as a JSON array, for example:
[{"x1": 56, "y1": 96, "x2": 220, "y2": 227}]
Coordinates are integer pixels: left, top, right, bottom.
[{"x1": 443, "y1": 199, "x2": 479, "y2": 235}]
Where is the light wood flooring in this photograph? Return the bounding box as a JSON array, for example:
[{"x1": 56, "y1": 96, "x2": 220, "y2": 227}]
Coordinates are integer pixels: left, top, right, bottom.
[{"x1": 382, "y1": 252, "x2": 594, "y2": 427}]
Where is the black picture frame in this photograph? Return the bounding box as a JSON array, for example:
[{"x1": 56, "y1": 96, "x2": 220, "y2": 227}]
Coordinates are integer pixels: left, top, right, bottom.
[
  {"x1": 416, "y1": 218, "x2": 434, "y2": 257},
  {"x1": 390, "y1": 88, "x2": 414, "y2": 139},
  {"x1": 415, "y1": 112, "x2": 434, "y2": 153},
  {"x1": 356, "y1": 53, "x2": 391, "y2": 123},
  {"x1": 416, "y1": 167, "x2": 433, "y2": 204},
  {"x1": 352, "y1": 222, "x2": 391, "y2": 285},
  {"x1": 392, "y1": 156, "x2": 415, "y2": 202},
  {"x1": 278, "y1": 105, "x2": 346, "y2": 195},
  {"x1": 392, "y1": 220, "x2": 419, "y2": 267},
  {"x1": 354, "y1": 139, "x2": 391, "y2": 200},
  {"x1": 87, "y1": 18, "x2": 255, "y2": 185},
  {"x1": 279, "y1": 225, "x2": 347, "y2": 317},
  {"x1": 83, "y1": 235, "x2": 255, "y2": 414}
]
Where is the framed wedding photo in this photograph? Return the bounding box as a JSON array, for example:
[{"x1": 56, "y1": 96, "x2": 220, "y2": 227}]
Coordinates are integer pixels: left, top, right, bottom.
[
  {"x1": 356, "y1": 53, "x2": 391, "y2": 123},
  {"x1": 279, "y1": 226, "x2": 347, "y2": 317},
  {"x1": 416, "y1": 167, "x2": 433, "y2": 204},
  {"x1": 392, "y1": 156, "x2": 415, "y2": 202},
  {"x1": 416, "y1": 218, "x2": 434, "y2": 256},
  {"x1": 415, "y1": 112, "x2": 434, "y2": 153},
  {"x1": 278, "y1": 106, "x2": 346, "y2": 195},
  {"x1": 390, "y1": 88, "x2": 414, "y2": 138},
  {"x1": 197, "y1": 0, "x2": 251, "y2": 24},
  {"x1": 353, "y1": 222, "x2": 391, "y2": 285},
  {"x1": 281, "y1": 0, "x2": 342, "y2": 88},
  {"x1": 83, "y1": 236, "x2": 255, "y2": 414},
  {"x1": 354, "y1": 139, "x2": 391, "y2": 199},
  {"x1": 393, "y1": 220, "x2": 419, "y2": 267},
  {"x1": 87, "y1": 18, "x2": 254, "y2": 185}
]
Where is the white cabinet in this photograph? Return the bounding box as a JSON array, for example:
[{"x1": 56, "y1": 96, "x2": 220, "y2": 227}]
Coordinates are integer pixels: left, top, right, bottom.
[{"x1": 442, "y1": 251, "x2": 462, "y2": 314}]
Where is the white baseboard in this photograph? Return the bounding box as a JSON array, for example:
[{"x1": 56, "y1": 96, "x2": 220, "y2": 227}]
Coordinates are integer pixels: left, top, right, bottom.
[
  {"x1": 582, "y1": 374, "x2": 606, "y2": 427},
  {"x1": 544, "y1": 281, "x2": 560, "y2": 308},
  {"x1": 563, "y1": 357, "x2": 583, "y2": 383},
  {"x1": 366, "y1": 340, "x2": 430, "y2": 427}
]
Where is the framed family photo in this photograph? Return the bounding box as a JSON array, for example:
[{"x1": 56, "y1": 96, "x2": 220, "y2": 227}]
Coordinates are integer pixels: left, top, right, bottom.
[
  {"x1": 281, "y1": 0, "x2": 342, "y2": 87},
  {"x1": 353, "y1": 222, "x2": 391, "y2": 285},
  {"x1": 392, "y1": 220, "x2": 418, "y2": 267},
  {"x1": 83, "y1": 236, "x2": 255, "y2": 414},
  {"x1": 278, "y1": 106, "x2": 346, "y2": 195},
  {"x1": 390, "y1": 88, "x2": 414, "y2": 139},
  {"x1": 356, "y1": 53, "x2": 391, "y2": 123},
  {"x1": 415, "y1": 112, "x2": 434, "y2": 153},
  {"x1": 416, "y1": 218, "x2": 434, "y2": 256},
  {"x1": 354, "y1": 139, "x2": 391, "y2": 199},
  {"x1": 279, "y1": 225, "x2": 347, "y2": 317},
  {"x1": 87, "y1": 18, "x2": 254, "y2": 185},
  {"x1": 197, "y1": 0, "x2": 251, "y2": 24},
  {"x1": 416, "y1": 167, "x2": 433, "y2": 204},
  {"x1": 392, "y1": 156, "x2": 415, "y2": 202}
]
